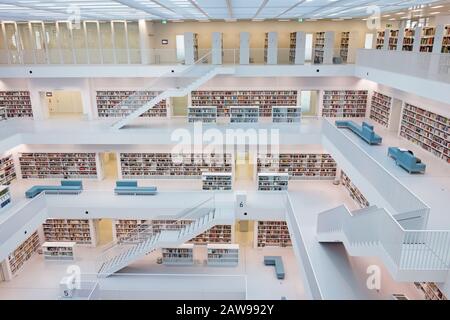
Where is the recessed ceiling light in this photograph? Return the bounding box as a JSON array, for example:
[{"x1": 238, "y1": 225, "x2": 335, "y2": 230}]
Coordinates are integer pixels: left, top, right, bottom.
[
  {"x1": 389, "y1": 18, "x2": 396, "y2": 21},
  {"x1": 395, "y1": 12, "x2": 405, "y2": 15},
  {"x1": 431, "y1": 5, "x2": 443, "y2": 9},
  {"x1": 382, "y1": 15, "x2": 390, "y2": 17},
  {"x1": 278, "y1": 19, "x2": 290, "y2": 22},
  {"x1": 430, "y1": 12, "x2": 440, "y2": 15}
]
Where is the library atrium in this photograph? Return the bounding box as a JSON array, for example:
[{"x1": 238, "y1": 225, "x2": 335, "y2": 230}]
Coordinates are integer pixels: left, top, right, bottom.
[{"x1": 0, "y1": 0, "x2": 449, "y2": 301}]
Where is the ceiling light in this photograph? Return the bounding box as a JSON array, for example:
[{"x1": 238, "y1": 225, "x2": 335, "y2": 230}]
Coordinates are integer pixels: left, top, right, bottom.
[
  {"x1": 382, "y1": 15, "x2": 390, "y2": 17},
  {"x1": 225, "y1": 19, "x2": 237, "y2": 22},
  {"x1": 252, "y1": 18, "x2": 264, "y2": 21},
  {"x1": 430, "y1": 12, "x2": 440, "y2": 15},
  {"x1": 278, "y1": 19, "x2": 290, "y2": 22},
  {"x1": 431, "y1": 5, "x2": 443, "y2": 9}
]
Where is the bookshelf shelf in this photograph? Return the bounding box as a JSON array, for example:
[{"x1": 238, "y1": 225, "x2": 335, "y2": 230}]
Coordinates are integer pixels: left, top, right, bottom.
[
  {"x1": 0, "y1": 155, "x2": 17, "y2": 185},
  {"x1": 340, "y1": 32, "x2": 350, "y2": 62},
  {"x1": 341, "y1": 171, "x2": 369, "y2": 208},
  {"x1": 289, "y1": 32, "x2": 297, "y2": 64},
  {"x1": 113, "y1": 219, "x2": 149, "y2": 243},
  {"x1": 191, "y1": 90, "x2": 298, "y2": 118},
  {"x1": 0, "y1": 186, "x2": 11, "y2": 209},
  {"x1": 369, "y1": 91, "x2": 393, "y2": 128},
  {"x1": 42, "y1": 242, "x2": 76, "y2": 261},
  {"x1": 400, "y1": 103, "x2": 449, "y2": 163},
  {"x1": 314, "y1": 32, "x2": 325, "y2": 63},
  {"x1": 230, "y1": 106, "x2": 259, "y2": 123},
  {"x1": 0, "y1": 91, "x2": 33, "y2": 118},
  {"x1": 162, "y1": 244, "x2": 194, "y2": 265},
  {"x1": 96, "y1": 91, "x2": 167, "y2": 118},
  {"x1": 7, "y1": 231, "x2": 40, "y2": 276},
  {"x1": 207, "y1": 244, "x2": 239, "y2": 266},
  {"x1": 376, "y1": 31, "x2": 385, "y2": 50},
  {"x1": 43, "y1": 219, "x2": 97, "y2": 246},
  {"x1": 256, "y1": 221, "x2": 291, "y2": 247},
  {"x1": 420, "y1": 27, "x2": 435, "y2": 52},
  {"x1": 120, "y1": 153, "x2": 232, "y2": 179},
  {"x1": 188, "y1": 106, "x2": 217, "y2": 123},
  {"x1": 258, "y1": 173, "x2": 289, "y2": 191},
  {"x1": 0, "y1": 107, "x2": 6, "y2": 121},
  {"x1": 322, "y1": 90, "x2": 368, "y2": 118},
  {"x1": 272, "y1": 106, "x2": 301, "y2": 123},
  {"x1": 414, "y1": 282, "x2": 447, "y2": 300},
  {"x1": 388, "y1": 30, "x2": 399, "y2": 50},
  {"x1": 258, "y1": 153, "x2": 337, "y2": 180},
  {"x1": 441, "y1": 25, "x2": 450, "y2": 53},
  {"x1": 403, "y1": 28, "x2": 415, "y2": 51},
  {"x1": 189, "y1": 225, "x2": 233, "y2": 244},
  {"x1": 202, "y1": 172, "x2": 232, "y2": 191}
]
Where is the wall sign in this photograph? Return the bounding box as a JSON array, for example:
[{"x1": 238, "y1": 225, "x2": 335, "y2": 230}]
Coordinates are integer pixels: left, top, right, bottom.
[{"x1": 161, "y1": 39, "x2": 168, "y2": 45}]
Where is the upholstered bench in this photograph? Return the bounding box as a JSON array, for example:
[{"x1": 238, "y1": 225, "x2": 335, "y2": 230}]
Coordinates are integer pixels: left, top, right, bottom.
[
  {"x1": 25, "y1": 180, "x2": 83, "y2": 198},
  {"x1": 388, "y1": 147, "x2": 426, "y2": 174},
  {"x1": 335, "y1": 120, "x2": 382, "y2": 145},
  {"x1": 114, "y1": 180, "x2": 158, "y2": 195},
  {"x1": 264, "y1": 256, "x2": 285, "y2": 280}
]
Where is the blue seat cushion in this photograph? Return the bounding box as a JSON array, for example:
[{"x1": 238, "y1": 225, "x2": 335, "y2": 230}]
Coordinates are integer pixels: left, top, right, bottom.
[
  {"x1": 61, "y1": 180, "x2": 83, "y2": 188},
  {"x1": 114, "y1": 186, "x2": 157, "y2": 194},
  {"x1": 116, "y1": 180, "x2": 138, "y2": 187},
  {"x1": 25, "y1": 185, "x2": 82, "y2": 198}
]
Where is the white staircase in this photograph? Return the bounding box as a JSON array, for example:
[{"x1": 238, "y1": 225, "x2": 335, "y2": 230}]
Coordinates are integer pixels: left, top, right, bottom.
[
  {"x1": 316, "y1": 205, "x2": 450, "y2": 282},
  {"x1": 97, "y1": 207, "x2": 233, "y2": 277},
  {"x1": 111, "y1": 63, "x2": 235, "y2": 130}
]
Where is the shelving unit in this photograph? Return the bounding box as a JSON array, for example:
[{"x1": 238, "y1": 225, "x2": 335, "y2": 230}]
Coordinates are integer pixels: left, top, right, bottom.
[
  {"x1": 230, "y1": 106, "x2": 259, "y2": 123},
  {"x1": 400, "y1": 103, "x2": 449, "y2": 163},
  {"x1": 340, "y1": 32, "x2": 350, "y2": 62},
  {"x1": 369, "y1": 91, "x2": 393, "y2": 128},
  {"x1": 414, "y1": 282, "x2": 447, "y2": 300},
  {"x1": 341, "y1": 171, "x2": 369, "y2": 208},
  {"x1": 289, "y1": 32, "x2": 297, "y2": 64},
  {"x1": 420, "y1": 27, "x2": 435, "y2": 52},
  {"x1": 7, "y1": 231, "x2": 40, "y2": 276},
  {"x1": 264, "y1": 32, "x2": 269, "y2": 63},
  {"x1": 256, "y1": 221, "x2": 291, "y2": 247},
  {"x1": 0, "y1": 155, "x2": 17, "y2": 185},
  {"x1": 188, "y1": 106, "x2": 217, "y2": 123},
  {"x1": 257, "y1": 173, "x2": 289, "y2": 191},
  {"x1": 442, "y1": 25, "x2": 450, "y2": 53},
  {"x1": 376, "y1": 31, "x2": 385, "y2": 49},
  {"x1": 202, "y1": 172, "x2": 233, "y2": 191},
  {"x1": 388, "y1": 30, "x2": 399, "y2": 50},
  {"x1": 207, "y1": 244, "x2": 239, "y2": 266},
  {"x1": 0, "y1": 186, "x2": 11, "y2": 209},
  {"x1": 403, "y1": 28, "x2": 415, "y2": 51},
  {"x1": 42, "y1": 219, "x2": 97, "y2": 245},
  {"x1": 189, "y1": 225, "x2": 233, "y2": 244},
  {"x1": 120, "y1": 153, "x2": 232, "y2": 179},
  {"x1": 272, "y1": 106, "x2": 301, "y2": 123},
  {"x1": 191, "y1": 90, "x2": 298, "y2": 117},
  {"x1": 314, "y1": 32, "x2": 325, "y2": 63},
  {"x1": 19, "y1": 153, "x2": 98, "y2": 179},
  {"x1": 321, "y1": 90, "x2": 368, "y2": 118},
  {"x1": 96, "y1": 91, "x2": 167, "y2": 118},
  {"x1": 113, "y1": 219, "x2": 149, "y2": 243},
  {"x1": 0, "y1": 107, "x2": 6, "y2": 121},
  {"x1": 162, "y1": 244, "x2": 194, "y2": 265},
  {"x1": 257, "y1": 153, "x2": 337, "y2": 180},
  {"x1": 42, "y1": 242, "x2": 76, "y2": 261},
  {"x1": 0, "y1": 91, "x2": 33, "y2": 118}
]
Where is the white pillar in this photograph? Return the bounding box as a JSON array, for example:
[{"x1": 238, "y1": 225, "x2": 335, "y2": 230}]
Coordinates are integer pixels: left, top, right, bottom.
[
  {"x1": 397, "y1": 21, "x2": 406, "y2": 52},
  {"x1": 323, "y1": 31, "x2": 335, "y2": 64},
  {"x1": 239, "y1": 32, "x2": 250, "y2": 65},
  {"x1": 383, "y1": 28, "x2": 390, "y2": 50},
  {"x1": 412, "y1": 27, "x2": 422, "y2": 53},
  {"x1": 138, "y1": 20, "x2": 149, "y2": 64},
  {"x1": 212, "y1": 32, "x2": 222, "y2": 65},
  {"x1": 433, "y1": 25, "x2": 445, "y2": 53},
  {"x1": 266, "y1": 32, "x2": 278, "y2": 65},
  {"x1": 294, "y1": 31, "x2": 305, "y2": 65}
]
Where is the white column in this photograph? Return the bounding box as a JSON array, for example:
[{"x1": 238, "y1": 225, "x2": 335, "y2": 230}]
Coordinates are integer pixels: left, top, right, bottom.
[
  {"x1": 433, "y1": 25, "x2": 445, "y2": 53},
  {"x1": 266, "y1": 31, "x2": 278, "y2": 65},
  {"x1": 239, "y1": 32, "x2": 250, "y2": 65},
  {"x1": 413, "y1": 27, "x2": 422, "y2": 53},
  {"x1": 383, "y1": 28, "x2": 390, "y2": 50},
  {"x1": 212, "y1": 32, "x2": 222, "y2": 65},
  {"x1": 81, "y1": 79, "x2": 94, "y2": 120},
  {"x1": 397, "y1": 21, "x2": 406, "y2": 52},
  {"x1": 138, "y1": 19, "x2": 150, "y2": 64},
  {"x1": 184, "y1": 32, "x2": 196, "y2": 65},
  {"x1": 27, "y1": 79, "x2": 45, "y2": 120},
  {"x1": 294, "y1": 31, "x2": 305, "y2": 65},
  {"x1": 323, "y1": 31, "x2": 335, "y2": 64}
]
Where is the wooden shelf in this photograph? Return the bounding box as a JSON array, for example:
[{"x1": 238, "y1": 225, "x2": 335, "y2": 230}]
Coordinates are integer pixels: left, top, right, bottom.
[
  {"x1": 369, "y1": 91, "x2": 392, "y2": 128},
  {"x1": 257, "y1": 153, "x2": 337, "y2": 180},
  {"x1": 341, "y1": 171, "x2": 369, "y2": 208},
  {"x1": 400, "y1": 103, "x2": 449, "y2": 163},
  {"x1": 257, "y1": 221, "x2": 291, "y2": 247},
  {"x1": 43, "y1": 219, "x2": 96, "y2": 245},
  {"x1": 19, "y1": 153, "x2": 98, "y2": 179},
  {"x1": 322, "y1": 90, "x2": 368, "y2": 118},
  {"x1": 96, "y1": 91, "x2": 167, "y2": 118},
  {"x1": 0, "y1": 91, "x2": 33, "y2": 118},
  {"x1": 7, "y1": 231, "x2": 40, "y2": 276},
  {"x1": 0, "y1": 154, "x2": 17, "y2": 185}
]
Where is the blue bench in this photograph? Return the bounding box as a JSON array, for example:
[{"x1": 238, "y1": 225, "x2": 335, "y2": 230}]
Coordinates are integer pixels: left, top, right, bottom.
[
  {"x1": 388, "y1": 147, "x2": 426, "y2": 174},
  {"x1": 264, "y1": 256, "x2": 285, "y2": 280},
  {"x1": 25, "y1": 180, "x2": 83, "y2": 198},
  {"x1": 335, "y1": 120, "x2": 382, "y2": 145},
  {"x1": 114, "y1": 180, "x2": 158, "y2": 195}
]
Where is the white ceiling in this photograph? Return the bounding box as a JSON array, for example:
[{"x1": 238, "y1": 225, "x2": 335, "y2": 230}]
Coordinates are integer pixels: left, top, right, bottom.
[{"x1": 0, "y1": 0, "x2": 447, "y2": 21}]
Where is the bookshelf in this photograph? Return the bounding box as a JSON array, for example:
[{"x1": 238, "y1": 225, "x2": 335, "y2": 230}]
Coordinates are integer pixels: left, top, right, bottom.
[
  {"x1": 0, "y1": 154, "x2": 17, "y2": 185},
  {"x1": 264, "y1": 33, "x2": 269, "y2": 64},
  {"x1": 369, "y1": 91, "x2": 393, "y2": 128},
  {"x1": 420, "y1": 27, "x2": 435, "y2": 52},
  {"x1": 321, "y1": 90, "x2": 368, "y2": 118},
  {"x1": 388, "y1": 30, "x2": 399, "y2": 50},
  {"x1": 120, "y1": 153, "x2": 232, "y2": 179},
  {"x1": 256, "y1": 221, "x2": 291, "y2": 247},
  {"x1": 0, "y1": 186, "x2": 11, "y2": 209},
  {"x1": 113, "y1": 219, "x2": 149, "y2": 243},
  {"x1": 376, "y1": 31, "x2": 385, "y2": 49},
  {"x1": 314, "y1": 32, "x2": 325, "y2": 63},
  {"x1": 7, "y1": 231, "x2": 40, "y2": 276},
  {"x1": 340, "y1": 32, "x2": 350, "y2": 62},
  {"x1": 188, "y1": 106, "x2": 217, "y2": 123},
  {"x1": 19, "y1": 153, "x2": 98, "y2": 179},
  {"x1": 442, "y1": 25, "x2": 450, "y2": 53},
  {"x1": 230, "y1": 106, "x2": 259, "y2": 123},
  {"x1": 400, "y1": 103, "x2": 449, "y2": 163},
  {"x1": 0, "y1": 107, "x2": 6, "y2": 121},
  {"x1": 272, "y1": 106, "x2": 301, "y2": 123},
  {"x1": 0, "y1": 91, "x2": 33, "y2": 118},
  {"x1": 341, "y1": 171, "x2": 369, "y2": 208},
  {"x1": 258, "y1": 173, "x2": 289, "y2": 191},
  {"x1": 202, "y1": 172, "x2": 232, "y2": 191},
  {"x1": 257, "y1": 153, "x2": 337, "y2": 180},
  {"x1": 414, "y1": 282, "x2": 447, "y2": 300},
  {"x1": 96, "y1": 91, "x2": 167, "y2": 118},
  {"x1": 42, "y1": 242, "x2": 76, "y2": 261},
  {"x1": 42, "y1": 219, "x2": 97, "y2": 246},
  {"x1": 162, "y1": 244, "x2": 194, "y2": 265},
  {"x1": 289, "y1": 32, "x2": 297, "y2": 64},
  {"x1": 207, "y1": 244, "x2": 239, "y2": 266},
  {"x1": 403, "y1": 28, "x2": 415, "y2": 51},
  {"x1": 189, "y1": 225, "x2": 233, "y2": 244},
  {"x1": 191, "y1": 90, "x2": 298, "y2": 117}
]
